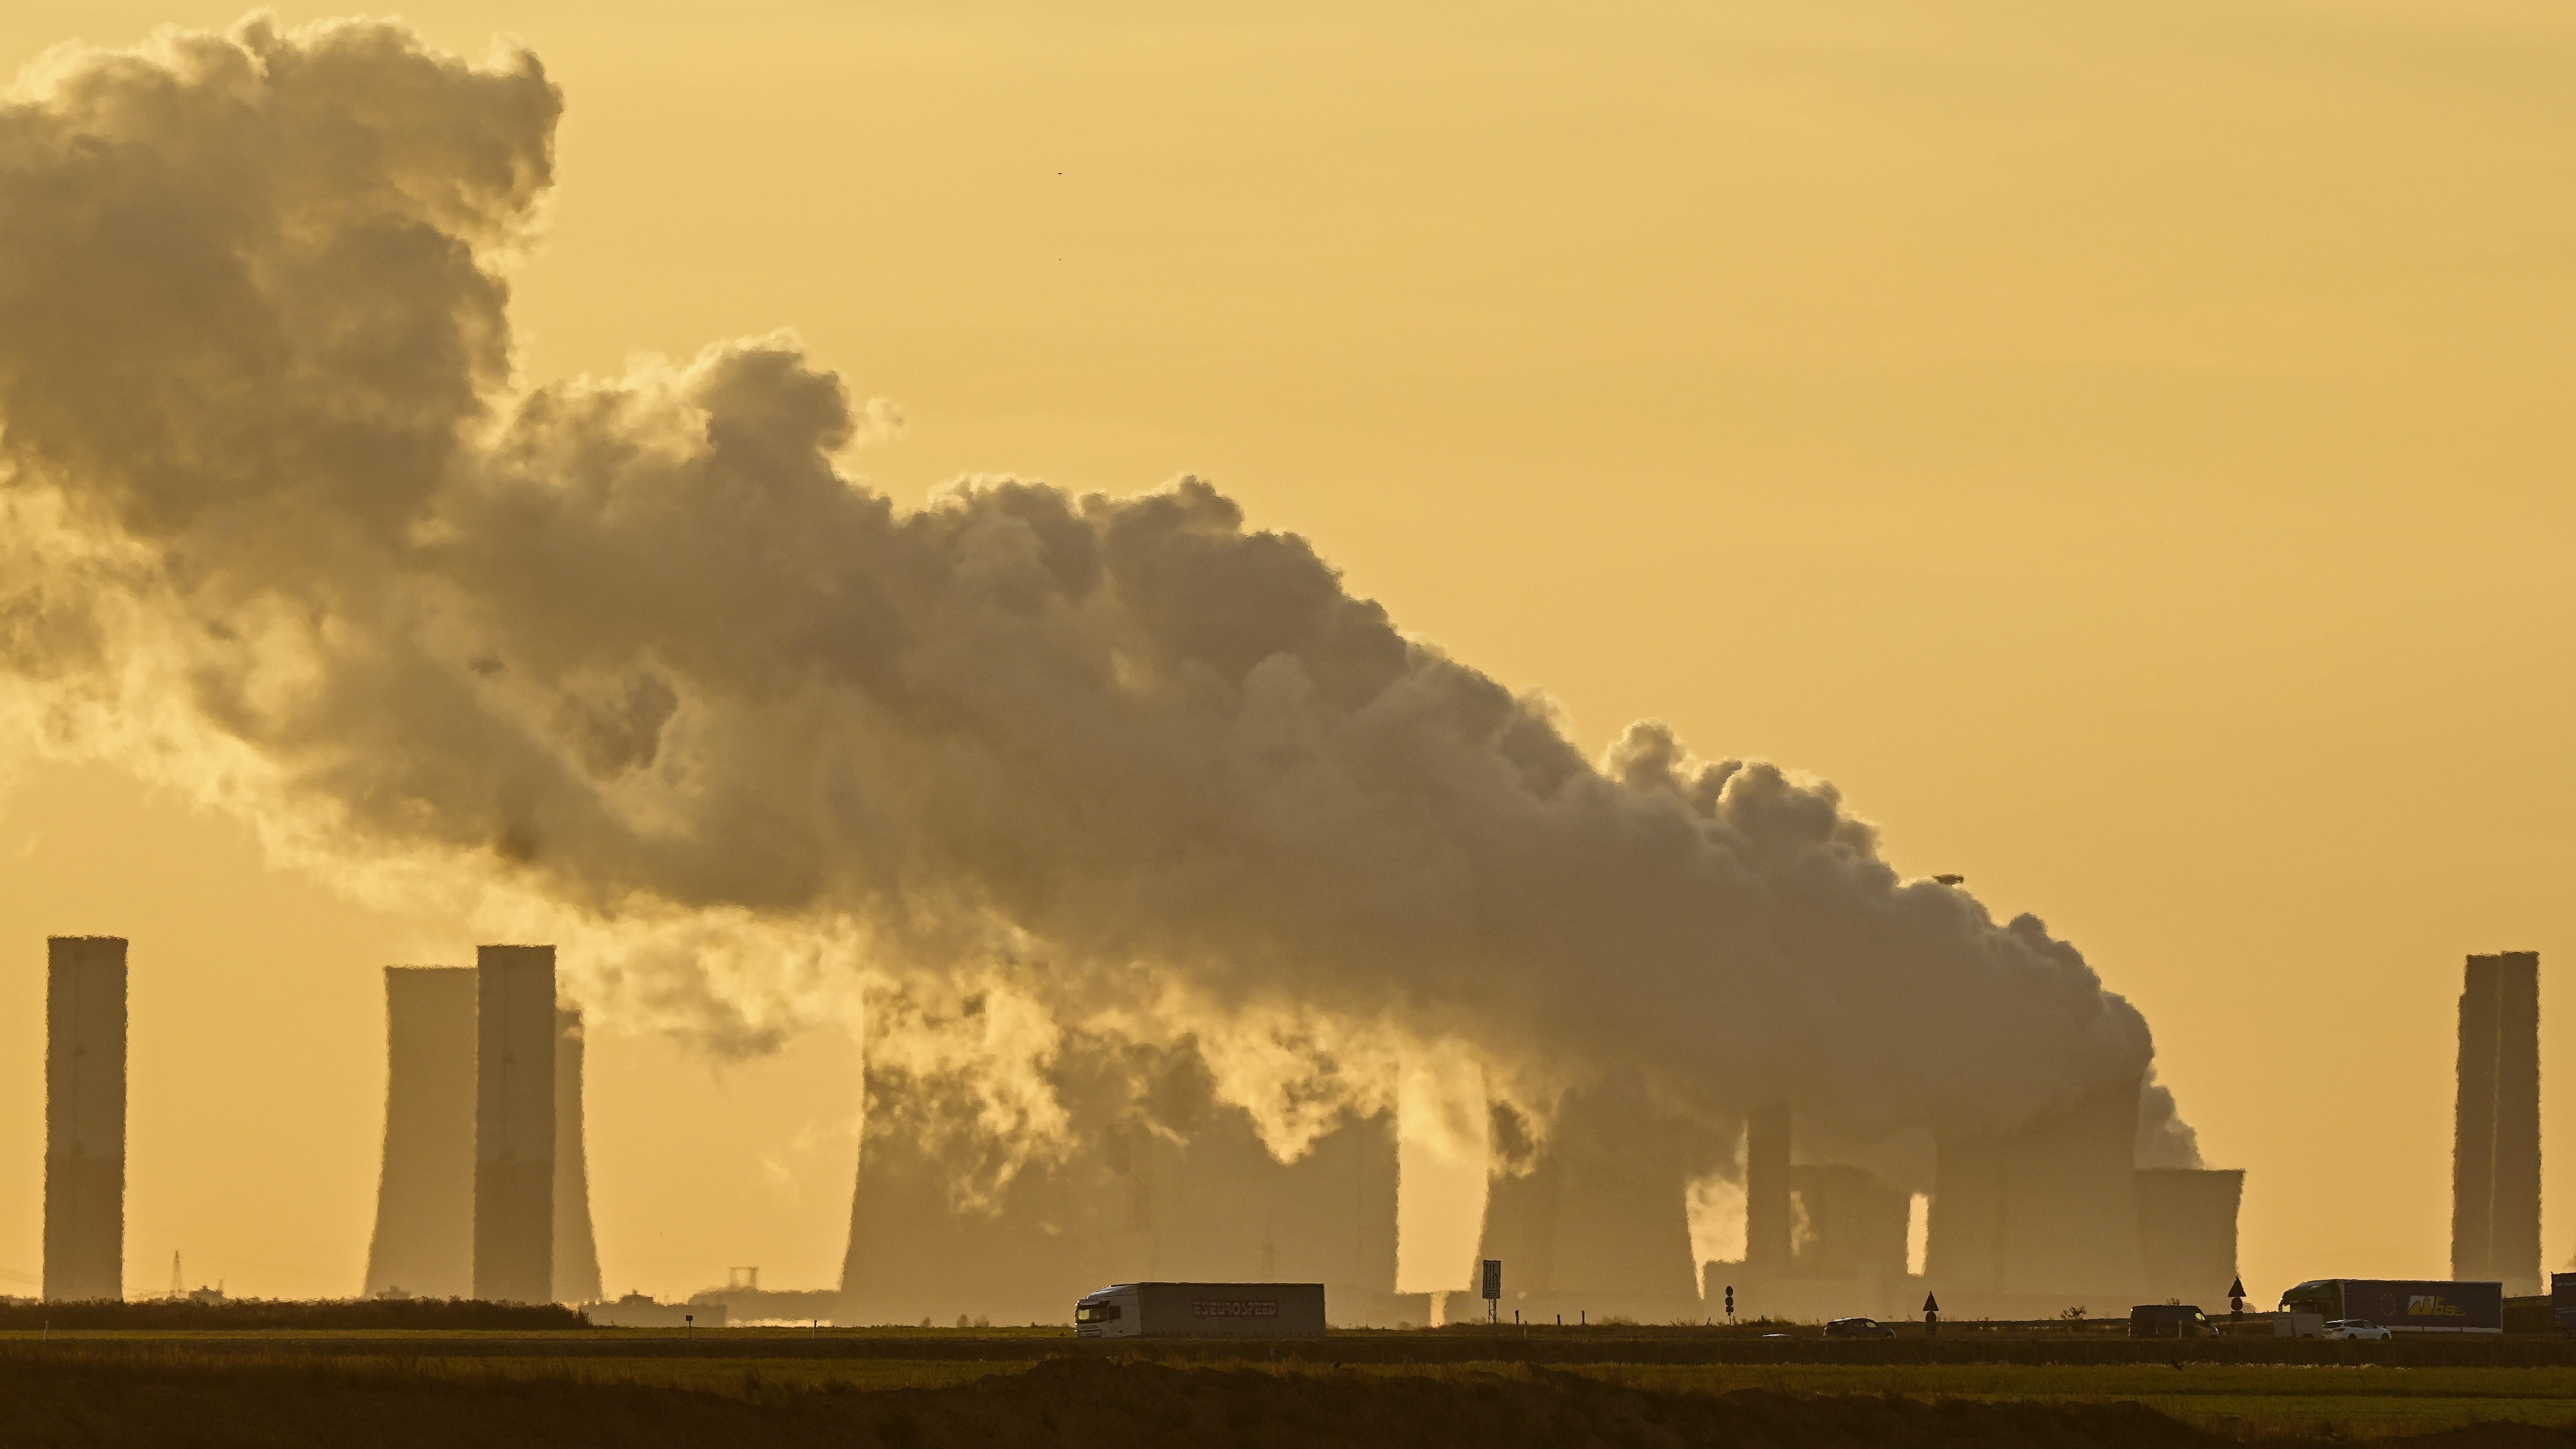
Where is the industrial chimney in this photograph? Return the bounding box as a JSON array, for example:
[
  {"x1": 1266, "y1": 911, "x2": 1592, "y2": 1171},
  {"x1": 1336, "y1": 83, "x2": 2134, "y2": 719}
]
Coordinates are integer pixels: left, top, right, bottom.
[
  {"x1": 44, "y1": 936, "x2": 126, "y2": 1302},
  {"x1": 2453, "y1": 951, "x2": 2540, "y2": 1294}
]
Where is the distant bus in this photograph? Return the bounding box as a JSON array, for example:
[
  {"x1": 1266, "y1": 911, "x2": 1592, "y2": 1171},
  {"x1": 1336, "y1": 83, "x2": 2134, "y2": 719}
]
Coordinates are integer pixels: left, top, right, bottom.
[
  {"x1": 2278, "y1": 1279, "x2": 2502, "y2": 1334},
  {"x1": 1074, "y1": 1283, "x2": 1327, "y2": 1340}
]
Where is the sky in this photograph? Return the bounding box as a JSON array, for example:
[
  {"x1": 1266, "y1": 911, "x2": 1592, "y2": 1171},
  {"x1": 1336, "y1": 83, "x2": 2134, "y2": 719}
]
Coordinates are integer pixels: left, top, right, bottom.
[{"x1": 0, "y1": 0, "x2": 2571, "y2": 1306}]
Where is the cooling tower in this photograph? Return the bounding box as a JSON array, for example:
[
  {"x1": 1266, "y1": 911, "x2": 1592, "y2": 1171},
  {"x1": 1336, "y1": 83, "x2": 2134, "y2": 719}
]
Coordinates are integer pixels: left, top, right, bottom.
[
  {"x1": 839, "y1": 1079, "x2": 1141, "y2": 1325},
  {"x1": 840, "y1": 1034, "x2": 1403, "y2": 1326},
  {"x1": 1929, "y1": 1073, "x2": 2148, "y2": 1309},
  {"x1": 1136, "y1": 1105, "x2": 1399, "y2": 1305},
  {"x1": 1790, "y1": 1164, "x2": 1910, "y2": 1283},
  {"x1": 473, "y1": 945, "x2": 556, "y2": 1303},
  {"x1": 552, "y1": 1007, "x2": 604, "y2": 1305},
  {"x1": 363, "y1": 966, "x2": 478, "y2": 1299},
  {"x1": 2453, "y1": 951, "x2": 2540, "y2": 1294},
  {"x1": 44, "y1": 936, "x2": 126, "y2": 1302},
  {"x1": 1472, "y1": 1077, "x2": 1701, "y2": 1317},
  {"x1": 1744, "y1": 1103, "x2": 1793, "y2": 1273},
  {"x1": 2136, "y1": 1167, "x2": 2243, "y2": 1304}
]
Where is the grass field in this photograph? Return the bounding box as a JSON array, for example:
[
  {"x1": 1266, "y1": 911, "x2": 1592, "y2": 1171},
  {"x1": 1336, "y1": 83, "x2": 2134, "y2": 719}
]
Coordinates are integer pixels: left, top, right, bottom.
[{"x1": 12, "y1": 1334, "x2": 2576, "y2": 1440}]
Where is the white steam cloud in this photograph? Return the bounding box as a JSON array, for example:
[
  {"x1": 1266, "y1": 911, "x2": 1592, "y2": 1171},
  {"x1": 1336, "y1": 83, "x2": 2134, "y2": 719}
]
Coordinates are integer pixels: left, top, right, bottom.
[{"x1": 0, "y1": 18, "x2": 2193, "y2": 1172}]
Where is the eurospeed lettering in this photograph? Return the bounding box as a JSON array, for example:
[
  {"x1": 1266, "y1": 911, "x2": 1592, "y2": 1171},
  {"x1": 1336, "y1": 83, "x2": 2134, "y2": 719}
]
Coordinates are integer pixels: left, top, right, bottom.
[{"x1": 1192, "y1": 1299, "x2": 1280, "y2": 1318}]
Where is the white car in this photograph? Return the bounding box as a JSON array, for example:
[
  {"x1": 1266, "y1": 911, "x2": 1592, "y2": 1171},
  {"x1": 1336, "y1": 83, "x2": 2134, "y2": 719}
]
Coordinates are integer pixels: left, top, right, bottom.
[{"x1": 2324, "y1": 1319, "x2": 2393, "y2": 1341}]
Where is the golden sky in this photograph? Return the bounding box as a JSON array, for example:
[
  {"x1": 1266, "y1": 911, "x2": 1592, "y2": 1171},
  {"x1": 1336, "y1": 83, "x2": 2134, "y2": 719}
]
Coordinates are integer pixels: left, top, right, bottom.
[{"x1": 0, "y1": 0, "x2": 2570, "y2": 1305}]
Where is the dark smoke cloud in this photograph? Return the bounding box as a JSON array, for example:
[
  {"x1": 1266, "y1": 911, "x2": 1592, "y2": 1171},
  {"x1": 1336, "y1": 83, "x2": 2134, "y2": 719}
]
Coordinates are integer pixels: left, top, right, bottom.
[{"x1": 0, "y1": 18, "x2": 2190, "y2": 1163}]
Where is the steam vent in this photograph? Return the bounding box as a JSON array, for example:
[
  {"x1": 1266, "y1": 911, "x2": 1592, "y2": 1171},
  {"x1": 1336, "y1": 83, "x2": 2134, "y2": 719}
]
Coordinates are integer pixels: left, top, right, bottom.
[
  {"x1": 2453, "y1": 950, "x2": 2541, "y2": 1295},
  {"x1": 44, "y1": 935, "x2": 127, "y2": 1302}
]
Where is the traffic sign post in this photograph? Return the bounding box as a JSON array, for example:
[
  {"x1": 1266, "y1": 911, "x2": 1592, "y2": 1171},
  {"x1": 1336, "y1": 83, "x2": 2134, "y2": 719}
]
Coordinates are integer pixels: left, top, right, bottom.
[{"x1": 1923, "y1": 1292, "x2": 1940, "y2": 1338}]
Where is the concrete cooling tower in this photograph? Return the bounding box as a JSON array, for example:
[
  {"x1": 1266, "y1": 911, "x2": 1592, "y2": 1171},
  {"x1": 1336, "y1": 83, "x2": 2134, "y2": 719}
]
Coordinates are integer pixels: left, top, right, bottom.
[
  {"x1": 1928, "y1": 1074, "x2": 2150, "y2": 1312},
  {"x1": 1471, "y1": 1077, "x2": 1703, "y2": 1322},
  {"x1": 2454, "y1": 951, "x2": 2541, "y2": 1295},
  {"x1": 364, "y1": 967, "x2": 479, "y2": 1298},
  {"x1": 44, "y1": 936, "x2": 126, "y2": 1302},
  {"x1": 2136, "y1": 1167, "x2": 2243, "y2": 1304},
  {"x1": 365, "y1": 960, "x2": 601, "y2": 1303},
  {"x1": 840, "y1": 1036, "x2": 1405, "y2": 1326},
  {"x1": 473, "y1": 945, "x2": 557, "y2": 1304},
  {"x1": 552, "y1": 1008, "x2": 604, "y2": 1305}
]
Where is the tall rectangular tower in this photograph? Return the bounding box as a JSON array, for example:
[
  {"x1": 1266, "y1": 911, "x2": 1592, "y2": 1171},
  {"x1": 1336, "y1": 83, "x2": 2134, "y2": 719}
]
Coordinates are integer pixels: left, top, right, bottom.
[
  {"x1": 1743, "y1": 1103, "x2": 1793, "y2": 1273},
  {"x1": 363, "y1": 967, "x2": 478, "y2": 1299},
  {"x1": 44, "y1": 936, "x2": 126, "y2": 1301},
  {"x1": 473, "y1": 945, "x2": 556, "y2": 1303},
  {"x1": 2453, "y1": 951, "x2": 2541, "y2": 1294}
]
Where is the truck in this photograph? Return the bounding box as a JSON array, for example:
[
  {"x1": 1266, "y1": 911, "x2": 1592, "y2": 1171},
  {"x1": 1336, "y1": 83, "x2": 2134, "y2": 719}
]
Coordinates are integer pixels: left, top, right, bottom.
[
  {"x1": 1073, "y1": 1283, "x2": 1328, "y2": 1340},
  {"x1": 2277, "y1": 1279, "x2": 2503, "y2": 1335}
]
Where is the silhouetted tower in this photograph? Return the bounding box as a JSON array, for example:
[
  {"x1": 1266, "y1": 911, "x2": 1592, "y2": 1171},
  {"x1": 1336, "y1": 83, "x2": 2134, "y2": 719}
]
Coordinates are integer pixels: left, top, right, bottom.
[
  {"x1": 1744, "y1": 1103, "x2": 1793, "y2": 1273},
  {"x1": 2453, "y1": 951, "x2": 2540, "y2": 1294},
  {"x1": 363, "y1": 967, "x2": 478, "y2": 1299},
  {"x1": 552, "y1": 1007, "x2": 604, "y2": 1305},
  {"x1": 474, "y1": 945, "x2": 555, "y2": 1303},
  {"x1": 45, "y1": 936, "x2": 126, "y2": 1301}
]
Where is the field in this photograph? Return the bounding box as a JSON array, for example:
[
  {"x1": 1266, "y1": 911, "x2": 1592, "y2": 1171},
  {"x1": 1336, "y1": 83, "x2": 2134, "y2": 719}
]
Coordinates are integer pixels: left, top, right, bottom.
[
  {"x1": 15, "y1": 1330, "x2": 2576, "y2": 1433},
  {"x1": 11, "y1": 1326, "x2": 2576, "y2": 1444}
]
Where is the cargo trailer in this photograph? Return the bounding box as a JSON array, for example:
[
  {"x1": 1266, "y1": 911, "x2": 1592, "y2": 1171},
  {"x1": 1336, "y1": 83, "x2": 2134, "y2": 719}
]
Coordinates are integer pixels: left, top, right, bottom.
[
  {"x1": 2277, "y1": 1279, "x2": 2502, "y2": 1334},
  {"x1": 1074, "y1": 1283, "x2": 1327, "y2": 1339}
]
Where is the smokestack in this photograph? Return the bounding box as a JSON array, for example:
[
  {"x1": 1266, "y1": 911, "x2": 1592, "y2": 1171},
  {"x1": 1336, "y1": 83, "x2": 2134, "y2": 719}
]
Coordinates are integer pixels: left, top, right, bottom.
[
  {"x1": 44, "y1": 936, "x2": 126, "y2": 1302},
  {"x1": 473, "y1": 945, "x2": 556, "y2": 1304},
  {"x1": 552, "y1": 1007, "x2": 603, "y2": 1305},
  {"x1": 363, "y1": 967, "x2": 478, "y2": 1299},
  {"x1": 1744, "y1": 1103, "x2": 1793, "y2": 1273},
  {"x1": 2453, "y1": 951, "x2": 2540, "y2": 1294}
]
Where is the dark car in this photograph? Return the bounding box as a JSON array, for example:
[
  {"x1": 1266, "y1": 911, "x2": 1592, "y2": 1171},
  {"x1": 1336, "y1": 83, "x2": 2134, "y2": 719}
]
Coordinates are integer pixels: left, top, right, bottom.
[{"x1": 1824, "y1": 1317, "x2": 1896, "y2": 1339}]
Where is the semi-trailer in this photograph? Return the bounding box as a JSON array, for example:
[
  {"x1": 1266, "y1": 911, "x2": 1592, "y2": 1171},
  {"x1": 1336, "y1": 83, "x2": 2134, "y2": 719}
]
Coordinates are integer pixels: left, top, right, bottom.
[
  {"x1": 2277, "y1": 1278, "x2": 2503, "y2": 1334},
  {"x1": 1074, "y1": 1283, "x2": 1328, "y2": 1339}
]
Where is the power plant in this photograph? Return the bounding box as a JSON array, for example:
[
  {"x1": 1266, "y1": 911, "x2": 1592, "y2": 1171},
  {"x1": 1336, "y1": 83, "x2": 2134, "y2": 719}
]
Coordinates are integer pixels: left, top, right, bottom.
[{"x1": 41, "y1": 940, "x2": 2576, "y2": 1324}]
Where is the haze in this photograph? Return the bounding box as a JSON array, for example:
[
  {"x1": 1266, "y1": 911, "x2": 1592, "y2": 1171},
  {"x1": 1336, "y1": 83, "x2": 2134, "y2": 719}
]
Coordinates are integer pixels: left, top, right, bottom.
[{"x1": 0, "y1": 0, "x2": 2569, "y2": 1311}]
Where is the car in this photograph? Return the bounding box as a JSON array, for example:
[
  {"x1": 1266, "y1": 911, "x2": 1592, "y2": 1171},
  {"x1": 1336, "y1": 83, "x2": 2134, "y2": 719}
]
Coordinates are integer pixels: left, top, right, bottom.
[
  {"x1": 1824, "y1": 1317, "x2": 1896, "y2": 1339},
  {"x1": 2324, "y1": 1320, "x2": 2393, "y2": 1341}
]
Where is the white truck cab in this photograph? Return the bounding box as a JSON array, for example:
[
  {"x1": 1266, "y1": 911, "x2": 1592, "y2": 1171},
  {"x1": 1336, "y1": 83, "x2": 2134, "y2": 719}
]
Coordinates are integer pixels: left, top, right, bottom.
[{"x1": 1075, "y1": 1284, "x2": 1144, "y2": 1339}]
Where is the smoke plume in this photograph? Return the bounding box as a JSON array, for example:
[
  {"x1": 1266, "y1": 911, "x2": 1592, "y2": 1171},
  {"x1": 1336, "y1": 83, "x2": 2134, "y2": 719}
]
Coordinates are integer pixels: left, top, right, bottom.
[{"x1": 0, "y1": 18, "x2": 2189, "y2": 1169}]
